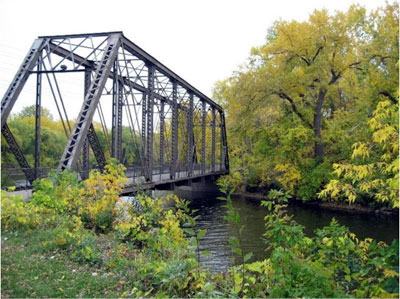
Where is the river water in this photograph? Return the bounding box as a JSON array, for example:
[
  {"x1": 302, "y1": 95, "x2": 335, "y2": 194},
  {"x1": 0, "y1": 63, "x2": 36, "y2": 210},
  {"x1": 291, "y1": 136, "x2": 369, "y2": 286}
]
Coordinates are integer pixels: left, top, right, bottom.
[{"x1": 177, "y1": 190, "x2": 399, "y2": 272}]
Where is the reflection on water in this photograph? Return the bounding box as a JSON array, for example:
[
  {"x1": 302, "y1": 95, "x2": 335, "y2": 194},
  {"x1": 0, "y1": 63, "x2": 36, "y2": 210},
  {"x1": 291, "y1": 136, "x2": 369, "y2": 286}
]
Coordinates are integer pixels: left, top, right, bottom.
[{"x1": 178, "y1": 190, "x2": 399, "y2": 272}]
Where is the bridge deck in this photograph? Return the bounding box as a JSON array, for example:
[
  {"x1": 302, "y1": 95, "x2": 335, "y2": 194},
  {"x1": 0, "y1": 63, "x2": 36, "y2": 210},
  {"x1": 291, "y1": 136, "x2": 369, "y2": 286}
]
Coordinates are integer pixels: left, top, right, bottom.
[{"x1": 123, "y1": 165, "x2": 228, "y2": 193}]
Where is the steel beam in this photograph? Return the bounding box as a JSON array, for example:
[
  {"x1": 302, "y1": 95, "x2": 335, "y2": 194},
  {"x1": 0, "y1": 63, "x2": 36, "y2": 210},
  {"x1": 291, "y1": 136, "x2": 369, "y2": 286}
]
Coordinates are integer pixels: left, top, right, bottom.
[
  {"x1": 1, "y1": 38, "x2": 45, "y2": 127},
  {"x1": 221, "y1": 112, "x2": 229, "y2": 171},
  {"x1": 145, "y1": 64, "x2": 155, "y2": 181},
  {"x1": 58, "y1": 34, "x2": 120, "y2": 171},
  {"x1": 211, "y1": 107, "x2": 216, "y2": 172},
  {"x1": 141, "y1": 93, "x2": 147, "y2": 169},
  {"x1": 159, "y1": 100, "x2": 165, "y2": 169},
  {"x1": 87, "y1": 124, "x2": 106, "y2": 169},
  {"x1": 39, "y1": 31, "x2": 122, "y2": 39},
  {"x1": 170, "y1": 81, "x2": 178, "y2": 179},
  {"x1": 81, "y1": 70, "x2": 91, "y2": 179},
  {"x1": 111, "y1": 61, "x2": 123, "y2": 161},
  {"x1": 117, "y1": 83, "x2": 123, "y2": 161},
  {"x1": 201, "y1": 100, "x2": 206, "y2": 174},
  {"x1": 34, "y1": 57, "x2": 42, "y2": 179},
  {"x1": 1, "y1": 123, "x2": 35, "y2": 184},
  {"x1": 48, "y1": 42, "x2": 189, "y2": 113},
  {"x1": 187, "y1": 94, "x2": 194, "y2": 176},
  {"x1": 121, "y1": 36, "x2": 223, "y2": 112}
]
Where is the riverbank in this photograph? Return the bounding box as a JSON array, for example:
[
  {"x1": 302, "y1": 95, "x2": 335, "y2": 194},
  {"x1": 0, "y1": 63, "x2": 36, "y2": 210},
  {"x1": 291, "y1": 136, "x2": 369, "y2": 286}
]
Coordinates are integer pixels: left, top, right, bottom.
[{"x1": 234, "y1": 191, "x2": 399, "y2": 217}]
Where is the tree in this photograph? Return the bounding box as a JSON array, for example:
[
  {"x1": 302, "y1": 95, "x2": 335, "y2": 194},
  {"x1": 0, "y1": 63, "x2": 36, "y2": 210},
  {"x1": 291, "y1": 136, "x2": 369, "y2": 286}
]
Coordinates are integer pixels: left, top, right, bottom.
[
  {"x1": 17, "y1": 105, "x2": 54, "y2": 120},
  {"x1": 214, "y1": 2, "x2": 399, "y2": 201}
]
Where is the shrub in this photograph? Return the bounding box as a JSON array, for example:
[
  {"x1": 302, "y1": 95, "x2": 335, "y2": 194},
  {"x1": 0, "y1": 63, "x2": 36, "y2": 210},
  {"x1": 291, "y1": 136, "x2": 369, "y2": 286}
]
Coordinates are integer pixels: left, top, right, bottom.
[{"x1": 1, "y1": 190, "x2": 55, "y2": 230}]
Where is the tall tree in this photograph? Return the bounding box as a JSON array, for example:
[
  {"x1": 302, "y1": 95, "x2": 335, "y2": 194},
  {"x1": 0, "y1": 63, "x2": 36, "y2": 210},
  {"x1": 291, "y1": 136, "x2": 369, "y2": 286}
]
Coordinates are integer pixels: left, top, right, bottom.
[{"x1": 214, "y1": 2, "x2": 398, "y2": 202}]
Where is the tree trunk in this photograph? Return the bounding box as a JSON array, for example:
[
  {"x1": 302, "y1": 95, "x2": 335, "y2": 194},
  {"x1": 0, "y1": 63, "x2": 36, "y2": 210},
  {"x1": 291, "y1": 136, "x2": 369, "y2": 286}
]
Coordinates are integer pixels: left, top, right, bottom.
[{"x1": 313, "y1": 88, "x2": 327, "y2": 163}]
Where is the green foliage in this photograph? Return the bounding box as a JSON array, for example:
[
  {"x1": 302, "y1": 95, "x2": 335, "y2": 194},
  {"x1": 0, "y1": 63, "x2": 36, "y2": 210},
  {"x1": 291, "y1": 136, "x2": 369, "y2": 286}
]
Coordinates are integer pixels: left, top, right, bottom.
[
  {"x1": 218, "y1": 176, "x2": 253, "y2": 296},
  {"x1": 17, "y1": 105, "x2": 54, "y2": 120},
  {"x1": 260, "y1": 188, "x2": 399, "y2": 298},
  {"x1": 2, "y1": 161, "x2": 399, "y2": 298},
  {"x1": 30, "y1": 169, "x2": 82, "y2": 213},
  {"x1": 320, "y1": 98, "x2": 399, "y2": 207},
  {"x1": 2, "y1": 161, "x2": 220, "y2": 298},
  {"x1": 297, "y1": 161, "x2": 333, "y2": 201},
  {"x1": 1, "y1": 190, "x2": 54, "y2": 230},
  {"x1": 214, "y1": 2, "x2": 399, "y2": 205},
  {"x1": 77, "y1": 159, "x2": 128, "y2": 232}
]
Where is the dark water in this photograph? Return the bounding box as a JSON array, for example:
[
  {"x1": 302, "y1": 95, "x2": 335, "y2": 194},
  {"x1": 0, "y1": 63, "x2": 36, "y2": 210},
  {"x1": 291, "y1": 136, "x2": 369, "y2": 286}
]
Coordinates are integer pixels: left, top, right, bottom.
[{"x1": 179, "y1": 190, "x2": 399, "y2": 272}]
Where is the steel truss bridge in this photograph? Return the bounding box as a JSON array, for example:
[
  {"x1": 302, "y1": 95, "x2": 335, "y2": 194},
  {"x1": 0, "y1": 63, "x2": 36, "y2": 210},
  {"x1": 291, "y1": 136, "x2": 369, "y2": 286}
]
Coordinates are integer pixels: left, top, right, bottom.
[{"x1": 1, "y1": 32, "x2": 229, "y2": 192}]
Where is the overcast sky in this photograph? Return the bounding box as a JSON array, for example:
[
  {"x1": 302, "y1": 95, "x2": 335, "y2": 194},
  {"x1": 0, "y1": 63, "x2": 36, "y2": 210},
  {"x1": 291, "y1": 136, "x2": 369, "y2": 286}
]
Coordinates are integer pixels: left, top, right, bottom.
[{"x1": 0, "y1": 0, "x2": 387, "y2": 117}]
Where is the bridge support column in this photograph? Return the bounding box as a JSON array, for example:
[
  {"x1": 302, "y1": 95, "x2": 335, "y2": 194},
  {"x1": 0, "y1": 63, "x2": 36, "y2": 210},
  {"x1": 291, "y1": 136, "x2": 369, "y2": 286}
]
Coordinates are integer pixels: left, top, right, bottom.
[
  {"x1": 159, "y1": 99, "x2": 165, "y2": 173},
  {"x1": 221, "y1": 111, "x2": 229, "y2": 171},
  {"x1": 145, "y1": 64, "x2": 155, "y2": 181},
  {"x1": 112, "y1": 61, "x2": 123, "y2": 162},
  {"x1": 170, "y1": 81, "x2": 178, "y2": 179},
  {"x1": 187, "y1": 93, "x2": 193, "y2": 176},
  {"x1": 211, "y1": 107, "x2": 216, "y2": 172},
  {"x1": 201, "y1": 99, "x2": 206, "y2": 174},
  {"x1": 34, "y1": 55, "x2": 42, "y2": 179},
  {"x1": 82, "y1": 70, "x2": 91, "y2": 179}
]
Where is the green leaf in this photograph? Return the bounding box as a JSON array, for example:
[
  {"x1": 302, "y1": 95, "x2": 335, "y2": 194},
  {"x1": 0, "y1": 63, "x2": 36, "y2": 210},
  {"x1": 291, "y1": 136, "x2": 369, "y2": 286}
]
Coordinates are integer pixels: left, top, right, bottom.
[
  {"x1": 233, "y1": 247, "x2": 242, "y2": 256},
  {"x1": 229, "y1": 237, "x2": 239, "y2": 247},
  {"x1": 244, "y1": 252, "x2": 253, "y2": 262},
  {"x1": 183, "y1": 228, "x2": 195, "y2": 235},
  {"x1": 239, "y1": 225, "x2": 245, "y2": 235},
  {"x1": 197, "y1": 229, "x2": 207, "y2": 239},
  {"x1": 234, "y1": 212, "x2": 240, "y2": 224}
]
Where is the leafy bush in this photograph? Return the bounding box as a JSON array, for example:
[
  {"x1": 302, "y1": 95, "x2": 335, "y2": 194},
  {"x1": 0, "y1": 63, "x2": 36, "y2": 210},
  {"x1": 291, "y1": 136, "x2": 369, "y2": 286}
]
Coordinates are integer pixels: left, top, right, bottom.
[
  {"x1": 297, "y1": 161, "x2": 333, "y2": 201},
  {"x1": 30, "y1": 169, "x2": 82, "y2": 214},
  {"x1": 260, "y1": 189, "x2": 399, "y2": 298},
  {"x1": 77, "y1": 159, "x2": 127, "y2": 232},
  {"x1": 1, "y1": 190, "x2": 56, "y2": 230}
]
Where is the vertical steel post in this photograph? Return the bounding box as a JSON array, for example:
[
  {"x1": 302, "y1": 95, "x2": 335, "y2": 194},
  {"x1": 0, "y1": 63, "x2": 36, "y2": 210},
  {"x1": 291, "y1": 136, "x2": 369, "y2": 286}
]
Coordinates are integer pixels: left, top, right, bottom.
[
  {"x1": 111, "y1": 61, "x2": 117, "y2": 158},
  {"x1": 34, "y1": 55, "x2": 42, "y2": 179},
  {"x1": 170, "y1": 81, "x2": 178, "y2": 179},
  {"x1": 82, "y1": 70, "x2": 91, "y2": 179},
  {"x1": 141, "y1": 93, "x2": 147, "y2": 167},
  {"x1": 201, "y1": 99, "x2": 206, "y2": 174},
  {"x1": 211, "y1": 107, "x2": 216, "y2": 172},
  {"x1": 221, "y1": 111, "x2": 229, "y2": 171},
  {"x1": 145, "y1": 64, "x2": 155, "y2": 181},
  {"x1": 219, "y1": 111, "x2": 224, "y2": 170},
  {"x1": 187, "y1": 93, "x2": 193, "y2": 176},
  {"x1": 159, "y1": 99, "x2": 165, "y2": 172},
  {"x1": 117, "y1": 82, "x2": 123, "y2": 161},
  {"x1": 111, "y1": 61, "x2": 123, "y2": 162}
]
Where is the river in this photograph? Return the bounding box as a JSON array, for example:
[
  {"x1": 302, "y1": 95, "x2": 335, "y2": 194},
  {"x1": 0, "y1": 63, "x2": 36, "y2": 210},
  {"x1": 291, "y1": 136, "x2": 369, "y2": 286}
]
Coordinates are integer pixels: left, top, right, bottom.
[{"x1": 177, "y1": 190, "x2": 399, "y2": 272}]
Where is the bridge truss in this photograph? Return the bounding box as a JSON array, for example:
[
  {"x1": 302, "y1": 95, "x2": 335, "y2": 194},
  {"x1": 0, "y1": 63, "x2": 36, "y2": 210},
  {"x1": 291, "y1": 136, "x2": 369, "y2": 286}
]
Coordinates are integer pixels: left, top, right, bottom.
[{"x1": 1, "y1": 32, "x2": 229, "y2": 190}]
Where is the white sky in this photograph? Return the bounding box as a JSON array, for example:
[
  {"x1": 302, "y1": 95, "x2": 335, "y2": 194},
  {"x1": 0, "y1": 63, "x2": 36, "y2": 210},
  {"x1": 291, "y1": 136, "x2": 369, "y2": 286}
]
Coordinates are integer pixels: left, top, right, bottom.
[{"x1": 0, "y1": 0, "x2": 388, "y2": 119}]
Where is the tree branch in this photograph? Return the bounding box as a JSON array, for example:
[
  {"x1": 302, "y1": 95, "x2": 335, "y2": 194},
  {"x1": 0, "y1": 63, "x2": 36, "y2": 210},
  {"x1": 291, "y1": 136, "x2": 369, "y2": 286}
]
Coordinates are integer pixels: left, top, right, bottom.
[
  {"x1": 297, "y1": 55, "x2": 310, "y2": 66},
  {"x1": 329, "y1": 70, "x2": 341, "y2": 85},
  {"x1": 277, "y1": 92, "x2": 313, "y2": 128},
  {"x1": 377, "y1": 90, "x2": 397, "y2": 104},
  {"x1": 312, "y1": 46, "x2": 323, "y2": 62}
]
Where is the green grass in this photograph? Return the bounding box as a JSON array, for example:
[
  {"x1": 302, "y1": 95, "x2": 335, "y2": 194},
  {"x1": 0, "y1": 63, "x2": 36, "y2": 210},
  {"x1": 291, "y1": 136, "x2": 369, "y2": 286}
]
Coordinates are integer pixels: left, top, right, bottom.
[{"x1": 1, "y1": 230, "x2": 127, "y2": 298}]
